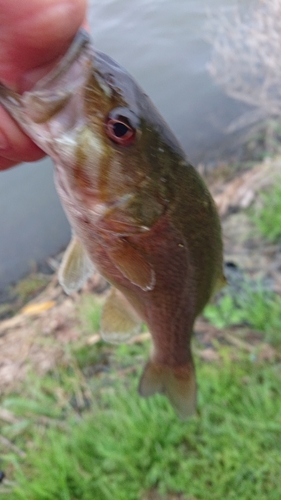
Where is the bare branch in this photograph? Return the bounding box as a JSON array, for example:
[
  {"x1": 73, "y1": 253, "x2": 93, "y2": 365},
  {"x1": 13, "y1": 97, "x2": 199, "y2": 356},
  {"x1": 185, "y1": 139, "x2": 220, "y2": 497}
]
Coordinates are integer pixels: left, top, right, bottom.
[{"x1": 205, "y1": 0, "x2": 281, "y2": 131}]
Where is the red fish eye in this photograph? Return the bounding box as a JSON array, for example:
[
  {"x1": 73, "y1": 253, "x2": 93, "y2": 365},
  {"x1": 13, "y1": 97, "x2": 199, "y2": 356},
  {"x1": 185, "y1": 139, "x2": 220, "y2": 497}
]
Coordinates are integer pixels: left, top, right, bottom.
[
  {"x1": 105, "y1": 107, "x2": 139, "y2": 146},
  {"x1": 106, "y1": 116, "x2": 136, "y2": 146}
]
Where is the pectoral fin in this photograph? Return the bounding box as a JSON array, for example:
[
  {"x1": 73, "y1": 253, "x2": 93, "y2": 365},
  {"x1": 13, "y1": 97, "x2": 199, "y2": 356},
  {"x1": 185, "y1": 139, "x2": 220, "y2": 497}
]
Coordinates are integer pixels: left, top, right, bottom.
[
  {"x1": 213, "y1": 271, "x2": 228, "y2": 295},
  {"x1": 100, "y1": 287, "x2": 142, "y2": 344},
  {"x1": 108, "y1": 240, "x2": 155, "y2": 291},
  {"x1": 58, "y1": 236, "x2": 94, "y2": 294},
  {"x1": 139, "y1": 360, "x2": 197, "y2": 420}
]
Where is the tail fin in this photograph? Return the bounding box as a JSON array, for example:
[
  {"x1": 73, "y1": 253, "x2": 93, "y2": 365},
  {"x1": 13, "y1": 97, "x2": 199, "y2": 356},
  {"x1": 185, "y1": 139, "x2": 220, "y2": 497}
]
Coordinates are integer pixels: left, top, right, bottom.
[{"x1": 138, "y1": 360, "x2": 197, "y2": 420}]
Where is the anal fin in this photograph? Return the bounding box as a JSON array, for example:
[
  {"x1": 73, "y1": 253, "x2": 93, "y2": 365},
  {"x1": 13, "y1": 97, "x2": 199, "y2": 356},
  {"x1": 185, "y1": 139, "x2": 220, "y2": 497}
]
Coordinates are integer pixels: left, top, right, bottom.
[
  {"x1": 138, "y1": 360, "x2": 197, "y2": 420},
  {"x1": 100, "y1": 287, "x2": 142, "y2": 344}
]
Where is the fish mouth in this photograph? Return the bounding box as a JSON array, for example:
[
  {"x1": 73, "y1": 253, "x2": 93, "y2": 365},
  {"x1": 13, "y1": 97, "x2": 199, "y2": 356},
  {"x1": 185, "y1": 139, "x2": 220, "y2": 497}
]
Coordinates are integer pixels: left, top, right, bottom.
[
  {"x1": 0, "y1": 29, "x2": 95, "y2": 155},
  {"x1": 0, "y1": 29, "x2": 93, "y2": 119}
]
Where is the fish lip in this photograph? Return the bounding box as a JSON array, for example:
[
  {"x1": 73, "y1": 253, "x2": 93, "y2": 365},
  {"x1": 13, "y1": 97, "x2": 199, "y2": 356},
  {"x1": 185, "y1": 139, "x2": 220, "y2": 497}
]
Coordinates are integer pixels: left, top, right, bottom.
[
  {"x1": 0, "y1": 28, "x2": 94, "y2": 133},
  {"x1": 0, "y1": 29, "x2": 95, "y2": 155}
]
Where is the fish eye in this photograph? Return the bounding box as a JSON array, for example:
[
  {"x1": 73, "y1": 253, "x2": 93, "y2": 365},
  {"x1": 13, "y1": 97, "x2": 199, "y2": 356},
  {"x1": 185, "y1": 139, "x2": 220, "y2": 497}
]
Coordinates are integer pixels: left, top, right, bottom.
[{"x1": 105, "y1": 107, "x2": 138, "y2": 146}]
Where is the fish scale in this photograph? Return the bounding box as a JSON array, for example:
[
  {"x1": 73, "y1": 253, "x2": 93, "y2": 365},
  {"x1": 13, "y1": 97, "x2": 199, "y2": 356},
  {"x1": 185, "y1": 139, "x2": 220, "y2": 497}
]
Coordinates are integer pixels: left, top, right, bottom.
[{"x1": 0, "y1": 29, "x2": 224, "y2": 419}]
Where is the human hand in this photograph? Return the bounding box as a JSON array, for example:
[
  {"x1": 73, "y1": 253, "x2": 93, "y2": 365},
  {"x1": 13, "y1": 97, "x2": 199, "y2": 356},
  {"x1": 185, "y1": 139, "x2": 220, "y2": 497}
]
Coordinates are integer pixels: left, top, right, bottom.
[{"x1": 0, "y1": 0, "x2": 87, "y2": 170}]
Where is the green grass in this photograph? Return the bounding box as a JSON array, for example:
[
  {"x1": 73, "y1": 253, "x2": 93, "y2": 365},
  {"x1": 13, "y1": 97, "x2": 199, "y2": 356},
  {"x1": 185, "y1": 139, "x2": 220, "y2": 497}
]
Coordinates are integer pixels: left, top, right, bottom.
[
  {"x1": 12, "y1": 273, "x2": 50, "y2": 303},
  {"x1": 251, "y1": 181, "x2": 281, "y2": 242},
  {"x1": 1, "y1": 339, "x2": 281, "y2": 500},
  {"x1": 78, "y1": 295, "x2": 104, "y2": 334},
  {"x1": 204, "y1": 282, "x2": 281, "y2": 346}
]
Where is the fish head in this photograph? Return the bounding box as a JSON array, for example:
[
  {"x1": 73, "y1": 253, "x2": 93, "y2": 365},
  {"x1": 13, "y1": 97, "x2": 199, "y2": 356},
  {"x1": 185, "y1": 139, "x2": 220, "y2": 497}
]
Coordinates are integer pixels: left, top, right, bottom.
[{"x1": 0, "y1": 30, "x2": 184, "y2": 234}]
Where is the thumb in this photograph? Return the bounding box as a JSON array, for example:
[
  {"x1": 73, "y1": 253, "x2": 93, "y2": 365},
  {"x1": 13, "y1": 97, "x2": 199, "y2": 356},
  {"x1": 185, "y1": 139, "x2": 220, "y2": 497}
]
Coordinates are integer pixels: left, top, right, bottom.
[
  {"x1": 0, "y1": 0, "x2": 88, "y2": 90},
  {"x1": 0, "y1": 0, "x2": 88, "y2": 169}
]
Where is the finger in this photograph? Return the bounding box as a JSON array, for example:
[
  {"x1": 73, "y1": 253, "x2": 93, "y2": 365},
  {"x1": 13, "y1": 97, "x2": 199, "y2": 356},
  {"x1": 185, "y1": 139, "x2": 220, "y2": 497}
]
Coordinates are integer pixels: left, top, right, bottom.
[
  {"x1": 0, "y1": 0, "x2": 88, "y2": 169},
  {"x1": 0, "y1": 158, "x2": 20, "y2": 171},
  {"x1": 0, "y1": 107, "x2": 45, "y2": 168},
  {"x1": 0, "y1": 0, "x2": 88, "y2": 90}
]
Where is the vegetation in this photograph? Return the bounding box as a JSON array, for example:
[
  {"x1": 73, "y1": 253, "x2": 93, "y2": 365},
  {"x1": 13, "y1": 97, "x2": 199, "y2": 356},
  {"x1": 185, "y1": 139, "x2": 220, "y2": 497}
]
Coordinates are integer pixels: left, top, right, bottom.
[
  {"x1": 2, "y1": 144, "x2": 281, "y2": 500},
  {"x1": 0, "y1": 273, "x2": 51, "y2": 320},
  {"x1": 12, "y1": 273, "x2": 50, "y2": 303},
  {"x1": 251, "y1": 181, "x2": 281, "y2": 243},
  {"x1": 1, "y1": 338, "x2": 281, "y2": 500},
  {"x1": 206, "y1": 0, "x2": 281, "y2": 133},
  {"x1": 204, "y1": 282, "x2": 281, "y2": 346},
  {"x1": 78, "y1": 294, "x2": 104, "y2": 334}
]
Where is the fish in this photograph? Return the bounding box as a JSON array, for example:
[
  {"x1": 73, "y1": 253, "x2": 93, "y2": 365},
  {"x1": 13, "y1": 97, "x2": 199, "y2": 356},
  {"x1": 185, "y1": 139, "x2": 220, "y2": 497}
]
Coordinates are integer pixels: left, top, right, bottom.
[{"x1": 0, "y1": 29, "x2": 224, "y2": 419}]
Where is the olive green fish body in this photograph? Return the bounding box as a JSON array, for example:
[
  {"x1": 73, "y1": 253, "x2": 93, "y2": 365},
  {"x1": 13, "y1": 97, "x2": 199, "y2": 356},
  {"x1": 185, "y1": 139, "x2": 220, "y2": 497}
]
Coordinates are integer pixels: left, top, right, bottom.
[{"x1": 0, "y1": 30, "x2": 224, "y2": 419}]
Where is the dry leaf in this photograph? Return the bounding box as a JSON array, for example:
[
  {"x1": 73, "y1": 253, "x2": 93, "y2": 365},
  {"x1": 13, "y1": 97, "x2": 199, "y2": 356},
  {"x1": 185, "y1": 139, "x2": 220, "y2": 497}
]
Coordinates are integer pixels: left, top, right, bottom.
[
  {"x1": 212, "y1": 160, "x2": 281, "y2": 217},
  {"x1": 0, "y1": 408, "x2": 19, "y2": 424},
  {"x1": 0, "y1": 314, "x2": 25, "y2": 335},
  {"x1": 86, "y1": 334, "x2": 101, "y2": 345},
  {"x1": 21, "y1": 301, "x2": 56, "y2": 316}
]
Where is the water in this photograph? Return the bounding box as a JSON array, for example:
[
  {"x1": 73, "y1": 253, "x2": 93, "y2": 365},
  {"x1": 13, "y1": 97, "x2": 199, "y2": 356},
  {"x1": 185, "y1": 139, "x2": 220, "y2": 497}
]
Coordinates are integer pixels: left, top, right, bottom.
[
  {"x1": 0, "y1": 159, "x2": 70, "y2": 290},
  {"x1": 89, "y1": 0, "x2": 251, "y2": 161},
  {"x1": 0, "y1": 0, "x2": 252, "y2": 290}
]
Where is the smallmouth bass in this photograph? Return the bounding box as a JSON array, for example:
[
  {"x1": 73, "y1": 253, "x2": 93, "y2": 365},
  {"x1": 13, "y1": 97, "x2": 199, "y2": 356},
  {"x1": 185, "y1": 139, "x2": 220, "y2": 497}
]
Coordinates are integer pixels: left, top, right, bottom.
[{"x1": 0, "y1": 30, "x2": 224, "y2": 419}]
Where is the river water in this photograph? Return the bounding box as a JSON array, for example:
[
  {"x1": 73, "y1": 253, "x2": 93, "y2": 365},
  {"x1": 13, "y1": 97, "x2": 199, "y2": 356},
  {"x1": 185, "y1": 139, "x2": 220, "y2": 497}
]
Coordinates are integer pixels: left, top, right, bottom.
[{"x1": 0, "y1": 0, "x2": 253, "y2": 290}]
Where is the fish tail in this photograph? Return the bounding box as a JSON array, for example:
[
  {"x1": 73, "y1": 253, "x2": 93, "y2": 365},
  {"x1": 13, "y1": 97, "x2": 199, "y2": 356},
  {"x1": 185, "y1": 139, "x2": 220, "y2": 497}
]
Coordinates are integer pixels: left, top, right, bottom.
[{"x1": 138, "y1": 360, "x2": 197, "y2": 420}]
